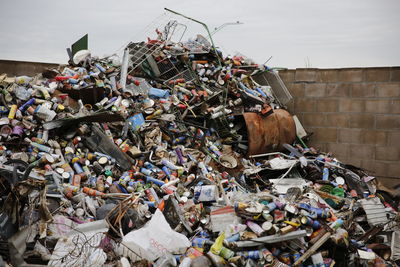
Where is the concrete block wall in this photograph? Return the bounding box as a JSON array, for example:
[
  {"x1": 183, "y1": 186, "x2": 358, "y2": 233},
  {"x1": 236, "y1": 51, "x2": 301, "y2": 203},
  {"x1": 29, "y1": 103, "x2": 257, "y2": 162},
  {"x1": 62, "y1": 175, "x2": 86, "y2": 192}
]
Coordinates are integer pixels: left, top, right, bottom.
[
  {"x1": 279, "y1": 67, "x2": 400, "y2": 180},
  {"x1": 0, "y1": 60, "x2": 59, "y2": 77}
]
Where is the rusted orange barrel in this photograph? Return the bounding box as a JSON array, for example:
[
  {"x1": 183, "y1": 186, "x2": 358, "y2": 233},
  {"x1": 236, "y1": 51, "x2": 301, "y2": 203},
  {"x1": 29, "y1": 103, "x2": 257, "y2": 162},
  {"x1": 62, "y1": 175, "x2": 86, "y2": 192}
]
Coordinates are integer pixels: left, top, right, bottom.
[{"x1": 243, "y1": 109, "x2": 296, "y2": 156}]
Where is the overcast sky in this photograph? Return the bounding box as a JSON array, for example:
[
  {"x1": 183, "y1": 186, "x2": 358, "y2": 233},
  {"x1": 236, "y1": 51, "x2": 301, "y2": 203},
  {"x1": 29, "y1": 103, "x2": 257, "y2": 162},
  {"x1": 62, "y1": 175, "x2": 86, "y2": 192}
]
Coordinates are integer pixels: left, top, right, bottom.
[{"x1": 0, "y1": 0, "x2": 399, "y2": 69}]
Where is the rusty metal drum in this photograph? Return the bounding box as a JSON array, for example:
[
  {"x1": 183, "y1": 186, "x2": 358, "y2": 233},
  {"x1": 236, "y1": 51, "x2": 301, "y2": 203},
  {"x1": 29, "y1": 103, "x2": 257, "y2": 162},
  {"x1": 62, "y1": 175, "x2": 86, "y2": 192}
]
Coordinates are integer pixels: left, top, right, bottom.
[{"x1": 243, "y1": 109, "x2": 296, "y2": 155}]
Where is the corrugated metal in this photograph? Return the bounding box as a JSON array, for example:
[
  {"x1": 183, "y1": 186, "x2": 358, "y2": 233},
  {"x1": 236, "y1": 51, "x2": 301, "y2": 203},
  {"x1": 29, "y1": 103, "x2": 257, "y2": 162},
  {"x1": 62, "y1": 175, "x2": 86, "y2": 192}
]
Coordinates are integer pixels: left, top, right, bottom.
[
  {"x1": 391, "y1": 231, "x2": 400, "y2": 260},
  {"x1": 359, "y1": 197, "x2": 388, "y2": 226}
]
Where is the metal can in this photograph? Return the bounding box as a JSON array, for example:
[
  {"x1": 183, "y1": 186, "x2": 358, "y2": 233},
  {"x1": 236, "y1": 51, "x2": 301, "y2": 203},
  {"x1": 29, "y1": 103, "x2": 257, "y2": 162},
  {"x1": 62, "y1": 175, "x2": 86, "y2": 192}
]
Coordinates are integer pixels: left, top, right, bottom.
[
  {"x1": 191, "y1": 237, "x2": 211, "y2": 248},
  {"x1": 63, "y1": 185, "x2": 78, "y2": 198},
  {"x1": 92, "y1": 161, "x2": 103, "y2": 175},
  {"x1": 219, "y1": 246, "x2": 234, "y2": 259},
  {"x1": 262, "y1": 221, "x2": 277, "y2": 235},
  {"x1": 82, "y1": 165, "x2": 91, "y2": 178},
  {"x1": 266, "y1": 202, "x2": 277, "y2": 212},
  {"x1": 0, "y1": 106, "x2": 8, "y2": 114},
  {"x1": 198, "y1": 230, "x2": 210, "y2": 238},
  {"x1": 87, "y1": 152, "x2": 96, "y2": 161},
  {"x1": 146, "y1": 176, "x2": 165, "y2": 186},
  {"x1": 73, "y1": 162, "x2": 84, "y2": 174},
  {"x1": 62, "y1": 172, "x2": 70, "y2": 181},
  {"x1": 225, "y1": 233, "x2": 240, "y2": 242},
  {"x1": 301, "y1": 216, "x2": 321, "y2": 230},
  {"x1": 83, "y1": 187, "x2": 105, "y2": 197},
  {"x1": 145, "y1": 188, "x2": 155, "y2": 202},
  {"x1": 274, "y1": 209, "x2": 285, "y2": 223},
  {"x1": 140, "y1": 167, "x2": 153, "y2": 176},
  {"x1": 278, "y1": 252, "x2": 291, "y2": 264},
  {"x1": 279, "y1": 225, "x2": 296, "y2": 235},
  {"x1": 246, "y1": 220, "x2": 265, "y2": 236},
  {"x1": 237, "y1": 250, "x2": 263, "y2": 260},
  {"x1": 262, "y1": 211, "x2": 274, "y2": 222},
  {"x1": 8, "y1": 105, "x2": 17, "y2": 119},
  {"x1": 310, "y1": 208, "x2": 331, "y2": 219},
  {"x1": 330, "y1": 218, "x2": 344, "y2": 230},
  {"x1": 161, "y1": 158, "x2": 178, "y2": 170},
  {"x1": 72, "y1": 174, "x2": 81, "y2": 187}
]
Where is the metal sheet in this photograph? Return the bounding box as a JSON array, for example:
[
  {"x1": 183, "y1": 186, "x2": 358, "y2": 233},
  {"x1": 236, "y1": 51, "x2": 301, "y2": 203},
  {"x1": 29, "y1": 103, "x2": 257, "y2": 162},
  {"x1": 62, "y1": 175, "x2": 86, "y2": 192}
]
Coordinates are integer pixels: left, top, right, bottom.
[
  {"x1": 391, "y1": 231, "x2": 400, "y2": 260},
  {"x1": 234, "y1": 230, "x2": 307, "y2": 248},
  {"x1": 43, "y1": 111, "x2": 124, "y2": 130},
  {"x1": 243, "y1": 110, "x2": 296, "y2": 156},
  {"x1": 84, "y1": 125, "x2": 132, "y2": 171},
  {"x1": 359, "y1": 197, "x2": 388, "y2": 226}
]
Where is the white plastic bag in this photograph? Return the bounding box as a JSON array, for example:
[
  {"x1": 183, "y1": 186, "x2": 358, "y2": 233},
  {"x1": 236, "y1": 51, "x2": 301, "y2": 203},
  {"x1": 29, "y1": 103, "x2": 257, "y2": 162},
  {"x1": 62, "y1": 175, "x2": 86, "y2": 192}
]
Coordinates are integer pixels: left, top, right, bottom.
[
  {"x1": 119, "y1": 209, "x2": 190, "y2": 262},
  {"x1": 48, "y1": 220, "x2": 108, "y2": 267}
]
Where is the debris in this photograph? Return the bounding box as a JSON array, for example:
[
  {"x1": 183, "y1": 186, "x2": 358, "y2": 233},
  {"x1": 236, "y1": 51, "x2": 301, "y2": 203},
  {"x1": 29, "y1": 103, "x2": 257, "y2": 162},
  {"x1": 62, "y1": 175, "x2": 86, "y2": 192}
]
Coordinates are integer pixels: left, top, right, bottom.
[
  {"x1": 48, "y1": 220, "x2": 109, "y2": 267},
  {"x1": 0, "y1": 12, "x2": 398, "y2": 267},
  {"x1": 119, "y1": 209, "x2": 190, "y2": 262},
  {"x1": 359, "y1": 197, "x2": 389, "y2": 226}
]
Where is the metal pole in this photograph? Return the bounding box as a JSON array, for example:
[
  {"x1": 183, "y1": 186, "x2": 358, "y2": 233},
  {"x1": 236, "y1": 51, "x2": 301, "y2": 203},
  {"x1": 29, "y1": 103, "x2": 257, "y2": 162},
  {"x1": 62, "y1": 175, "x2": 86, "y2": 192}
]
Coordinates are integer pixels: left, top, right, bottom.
[{"x1": 164, "y1": 8, "x2": 222, "y2": 67}]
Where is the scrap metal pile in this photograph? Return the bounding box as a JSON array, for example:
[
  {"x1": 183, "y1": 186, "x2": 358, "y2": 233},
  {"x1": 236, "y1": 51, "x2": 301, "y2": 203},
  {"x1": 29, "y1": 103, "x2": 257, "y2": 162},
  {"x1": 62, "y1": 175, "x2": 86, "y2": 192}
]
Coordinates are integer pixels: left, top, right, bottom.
[{"x1": 0, "y1": 26, "x2": 399, "y2": 267}]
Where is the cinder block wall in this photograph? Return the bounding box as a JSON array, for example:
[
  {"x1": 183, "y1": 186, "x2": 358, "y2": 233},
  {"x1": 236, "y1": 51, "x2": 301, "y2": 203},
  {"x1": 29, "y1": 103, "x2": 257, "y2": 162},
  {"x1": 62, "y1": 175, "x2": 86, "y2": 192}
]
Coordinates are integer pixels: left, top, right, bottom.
[
  {"x1": 279, "y1": 67, "x2": 400, "y2": 181},
  {"x1": 0, "y1": 60, "x2": 60, "y2": 77}
]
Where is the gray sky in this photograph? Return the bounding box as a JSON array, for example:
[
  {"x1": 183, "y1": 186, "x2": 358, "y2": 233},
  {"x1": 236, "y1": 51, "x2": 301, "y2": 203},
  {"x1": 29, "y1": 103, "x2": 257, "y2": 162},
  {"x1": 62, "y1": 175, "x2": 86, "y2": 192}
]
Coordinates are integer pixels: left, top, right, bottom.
[{"x1": 0, "y1": 0, "x2": 399, "y2": 69}]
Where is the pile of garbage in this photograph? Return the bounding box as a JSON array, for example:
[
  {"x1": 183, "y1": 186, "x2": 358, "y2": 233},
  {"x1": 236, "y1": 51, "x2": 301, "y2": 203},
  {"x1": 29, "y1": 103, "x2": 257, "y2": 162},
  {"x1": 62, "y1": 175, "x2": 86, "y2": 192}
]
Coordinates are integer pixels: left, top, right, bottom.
[{"x1": 0, "y1": 28, "x2": 399, "y2": 267}]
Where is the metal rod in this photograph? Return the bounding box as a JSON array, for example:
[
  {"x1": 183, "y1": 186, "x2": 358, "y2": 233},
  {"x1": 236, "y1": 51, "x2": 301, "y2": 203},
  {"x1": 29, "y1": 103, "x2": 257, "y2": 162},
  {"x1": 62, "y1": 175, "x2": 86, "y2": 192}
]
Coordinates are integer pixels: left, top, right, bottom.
[
  {"x1": 211, "y1": 21, "x2": 243, "y2": 35},
  {"x1": 164, "y1": 8, "x2": 222, "y2": 67},
  {"x1": 249, "y1": 152, "x2": 296, "y2": 159}
]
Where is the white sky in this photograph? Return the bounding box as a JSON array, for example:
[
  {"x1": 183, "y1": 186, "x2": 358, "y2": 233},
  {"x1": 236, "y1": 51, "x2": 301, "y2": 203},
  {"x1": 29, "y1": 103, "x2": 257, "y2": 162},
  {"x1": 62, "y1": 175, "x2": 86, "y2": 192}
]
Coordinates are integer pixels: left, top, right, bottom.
[{"x1": 0, "y1": 0, "x2": 399, "y2": 69}]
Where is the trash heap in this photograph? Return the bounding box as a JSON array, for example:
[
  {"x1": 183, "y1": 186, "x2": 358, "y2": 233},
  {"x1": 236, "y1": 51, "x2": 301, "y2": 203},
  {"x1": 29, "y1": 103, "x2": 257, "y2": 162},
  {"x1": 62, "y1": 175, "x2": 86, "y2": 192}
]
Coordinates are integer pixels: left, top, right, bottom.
[{"x1": 0, "y1": 30, "x2": 399, "y2": 267}]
